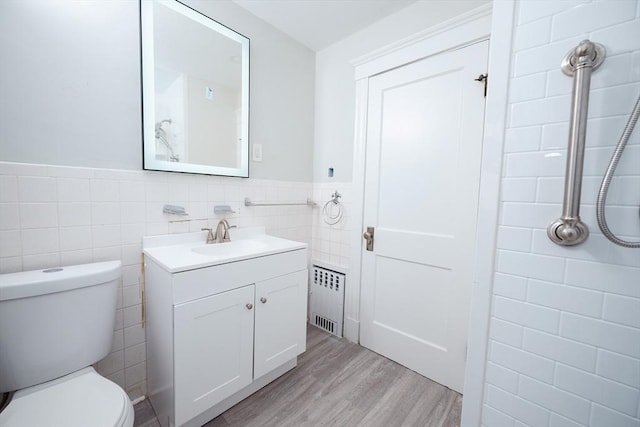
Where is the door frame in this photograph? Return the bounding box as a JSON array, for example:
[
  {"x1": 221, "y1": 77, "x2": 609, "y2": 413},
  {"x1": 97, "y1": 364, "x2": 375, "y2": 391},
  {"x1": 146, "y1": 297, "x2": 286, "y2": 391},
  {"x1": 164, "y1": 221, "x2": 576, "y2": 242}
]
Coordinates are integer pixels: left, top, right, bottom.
[{"x1": 348, "y1": 2, "x2": 515, "y2": 425}]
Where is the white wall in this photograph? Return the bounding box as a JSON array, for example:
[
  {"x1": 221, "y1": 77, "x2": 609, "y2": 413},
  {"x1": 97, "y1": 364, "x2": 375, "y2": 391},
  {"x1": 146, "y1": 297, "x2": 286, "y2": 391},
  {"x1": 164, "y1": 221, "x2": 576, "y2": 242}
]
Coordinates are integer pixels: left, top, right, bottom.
[
  {"x1": 0, "y1": 0, "x2": 315, "y2": 182},
  {"x1": 0, "y1": 1, "x2": 140, "y2": 170},
  {"x1": 482, "y1": 1, "x2": 640, "y2": 426},
  {"x1": 312, "y1": 0, "x2": 490, "y2": 183}
]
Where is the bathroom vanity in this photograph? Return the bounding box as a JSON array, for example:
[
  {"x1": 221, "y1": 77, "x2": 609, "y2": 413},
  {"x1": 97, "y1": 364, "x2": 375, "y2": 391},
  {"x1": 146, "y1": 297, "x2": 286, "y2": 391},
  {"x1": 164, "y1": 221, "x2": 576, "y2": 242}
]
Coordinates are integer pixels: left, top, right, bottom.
[{"x1": 143, "y1": 228, "x2": 308, "y2": 427}]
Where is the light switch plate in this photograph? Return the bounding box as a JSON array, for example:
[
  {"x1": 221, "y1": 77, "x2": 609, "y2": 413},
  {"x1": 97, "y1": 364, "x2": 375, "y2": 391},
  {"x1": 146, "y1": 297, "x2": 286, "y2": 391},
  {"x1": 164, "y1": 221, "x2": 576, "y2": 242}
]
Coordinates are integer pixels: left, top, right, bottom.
[{"x1": 252, "y1": 144, "x2": 263, "y2": 162}]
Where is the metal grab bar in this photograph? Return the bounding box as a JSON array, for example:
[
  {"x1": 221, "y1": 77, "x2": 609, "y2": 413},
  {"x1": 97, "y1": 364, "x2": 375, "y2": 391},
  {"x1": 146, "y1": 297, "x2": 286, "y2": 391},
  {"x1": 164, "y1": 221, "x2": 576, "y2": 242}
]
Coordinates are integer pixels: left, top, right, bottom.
[
  {"x1": 244, "y1": 197, "x2": 317, "y2": 207},
  {"x1": 547, "y1": 40, "x2": 606, "y2": 246}
]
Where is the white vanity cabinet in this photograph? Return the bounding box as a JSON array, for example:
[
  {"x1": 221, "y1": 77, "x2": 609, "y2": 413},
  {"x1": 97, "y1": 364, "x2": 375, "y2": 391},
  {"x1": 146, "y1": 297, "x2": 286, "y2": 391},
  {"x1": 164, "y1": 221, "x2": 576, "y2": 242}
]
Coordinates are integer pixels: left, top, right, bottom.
[
  {"x1": 173, "y1": 285, "x2": 255, "y2": 426},
  {"x1": 254, "y1": 270, "x2": 308, "y2": 379},
  {"x1": 143, "y1": 236, "x2": 308, "y2": 427}
]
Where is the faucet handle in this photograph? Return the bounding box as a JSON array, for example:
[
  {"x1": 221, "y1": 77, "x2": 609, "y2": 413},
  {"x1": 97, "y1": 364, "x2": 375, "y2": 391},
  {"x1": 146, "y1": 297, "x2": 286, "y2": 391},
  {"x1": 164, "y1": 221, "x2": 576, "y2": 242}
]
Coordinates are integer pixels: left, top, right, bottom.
[
  {"x1": 222, "y1": 224, "x2": 232, "y2": 242},
  {"x1": 223, "y1": 224, "x2": 237, "y2": 242},
  {"x1": 201, "y1": 228, "x2": 215, "y2": 244}
]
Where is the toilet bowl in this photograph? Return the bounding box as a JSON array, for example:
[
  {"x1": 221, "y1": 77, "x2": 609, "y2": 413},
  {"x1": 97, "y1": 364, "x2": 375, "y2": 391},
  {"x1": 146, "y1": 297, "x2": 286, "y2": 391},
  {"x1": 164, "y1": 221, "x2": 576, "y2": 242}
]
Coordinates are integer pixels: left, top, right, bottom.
[
  {"x1": 0, "y1": 367, "x2": 134, "y2": 427},
  {"x1": 0, "y1": 261, "x2": 134, "y2": 427}
]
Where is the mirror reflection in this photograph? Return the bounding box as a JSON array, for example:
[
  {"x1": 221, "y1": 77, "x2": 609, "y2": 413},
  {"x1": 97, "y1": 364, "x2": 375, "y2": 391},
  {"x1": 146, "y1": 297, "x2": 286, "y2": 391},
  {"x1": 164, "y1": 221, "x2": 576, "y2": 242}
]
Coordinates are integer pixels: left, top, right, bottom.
[{"x1": 141, "y1": 0, "x2": 250, "y2": 177}]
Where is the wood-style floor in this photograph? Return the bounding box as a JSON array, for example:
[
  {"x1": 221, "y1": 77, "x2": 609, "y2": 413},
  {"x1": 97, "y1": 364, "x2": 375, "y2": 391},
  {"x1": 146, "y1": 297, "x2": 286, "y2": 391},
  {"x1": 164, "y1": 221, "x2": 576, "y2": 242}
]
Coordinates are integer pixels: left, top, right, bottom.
[{"x1": 134, "y1": 325, "x2": 462, "y2": 427}]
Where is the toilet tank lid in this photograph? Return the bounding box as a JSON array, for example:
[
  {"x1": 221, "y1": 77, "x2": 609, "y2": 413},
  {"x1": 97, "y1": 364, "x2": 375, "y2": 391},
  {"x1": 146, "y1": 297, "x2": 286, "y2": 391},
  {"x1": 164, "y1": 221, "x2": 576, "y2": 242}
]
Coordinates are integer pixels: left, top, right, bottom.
[{"x1": 0, "y1": 261, "x2": 121, "y2": 301}]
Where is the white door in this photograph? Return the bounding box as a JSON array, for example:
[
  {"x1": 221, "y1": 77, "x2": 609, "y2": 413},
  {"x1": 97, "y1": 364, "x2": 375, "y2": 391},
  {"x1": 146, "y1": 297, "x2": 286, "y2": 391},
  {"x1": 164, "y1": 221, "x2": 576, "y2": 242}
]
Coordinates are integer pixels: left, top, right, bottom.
[
  {"x1": 360, "y1": 41, "x2": 488, "y2": 393},
  {"x1": 254, "y1": 270, "x2": 308, "y2": 380},
  {"x1": 174, "y1": 285, "x2": 255, "y2": 426}
]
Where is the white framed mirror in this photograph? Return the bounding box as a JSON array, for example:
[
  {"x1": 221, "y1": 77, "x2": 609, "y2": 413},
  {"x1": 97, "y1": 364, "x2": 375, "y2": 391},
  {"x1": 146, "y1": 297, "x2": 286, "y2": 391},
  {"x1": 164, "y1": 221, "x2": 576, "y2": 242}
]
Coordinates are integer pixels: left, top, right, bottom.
[{"x1": 141, "y1": 0, "x2": 249, "y2": 177}]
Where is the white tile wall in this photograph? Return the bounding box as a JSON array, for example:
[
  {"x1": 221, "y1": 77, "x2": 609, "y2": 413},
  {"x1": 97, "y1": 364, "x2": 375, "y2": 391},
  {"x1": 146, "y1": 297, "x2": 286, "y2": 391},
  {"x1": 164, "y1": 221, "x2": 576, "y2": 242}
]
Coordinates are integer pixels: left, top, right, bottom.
[
  {"x1": 311, "y1": 182, "x2": 352, "y2": 269},
  {"x1": 486, "y1": 362, "x2": 520, "y2": 394},
  {"x1": 0, "y1": 161, "x2": 313, "y2": 401},
  {"x1": 484, "y1": 1, "x2": 640, "y2": 426}
]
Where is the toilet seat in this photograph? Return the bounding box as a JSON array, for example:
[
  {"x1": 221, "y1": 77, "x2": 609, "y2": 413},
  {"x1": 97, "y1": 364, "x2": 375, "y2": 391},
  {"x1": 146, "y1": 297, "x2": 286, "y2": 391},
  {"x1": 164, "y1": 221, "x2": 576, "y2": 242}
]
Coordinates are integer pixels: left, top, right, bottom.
[{"x1": 0, "y1": 367, "x2": 134, "y2": 427}]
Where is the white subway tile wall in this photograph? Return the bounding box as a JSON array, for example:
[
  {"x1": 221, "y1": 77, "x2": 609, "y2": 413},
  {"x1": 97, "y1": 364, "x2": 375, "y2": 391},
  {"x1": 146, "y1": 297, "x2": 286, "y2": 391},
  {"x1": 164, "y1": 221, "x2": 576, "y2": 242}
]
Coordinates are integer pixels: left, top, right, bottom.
[
  {"x1": 0, "y1": 161, "x2": 312, "y2": 401},
  {"x1": 483, "y1": 1, "x2": 640, "y2": 426}
]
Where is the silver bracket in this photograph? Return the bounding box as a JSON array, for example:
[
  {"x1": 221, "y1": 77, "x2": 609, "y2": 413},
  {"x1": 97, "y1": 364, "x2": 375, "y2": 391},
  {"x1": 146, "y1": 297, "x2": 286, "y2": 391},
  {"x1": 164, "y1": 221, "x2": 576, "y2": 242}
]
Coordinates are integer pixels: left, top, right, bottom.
[
  {"x1": 561, "y1": 42, "x2": 605, "y2": 76},
  {"x1": 548, "y1": 218, "x2": 589, "y2": 246},
  {"x1": 214, "y1": 205, "x2": 236, "y2": 215},
  {"x1": 163, "y1": 204, "x2": 188, "y2": 216}
]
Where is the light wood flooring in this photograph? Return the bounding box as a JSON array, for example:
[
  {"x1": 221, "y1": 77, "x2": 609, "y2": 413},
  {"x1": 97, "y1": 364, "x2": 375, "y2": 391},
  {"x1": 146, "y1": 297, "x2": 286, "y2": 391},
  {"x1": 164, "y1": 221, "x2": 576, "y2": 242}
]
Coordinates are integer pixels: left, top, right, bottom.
[{"x1": 134, "y1": 325, "x2": 462, "y2": 427}]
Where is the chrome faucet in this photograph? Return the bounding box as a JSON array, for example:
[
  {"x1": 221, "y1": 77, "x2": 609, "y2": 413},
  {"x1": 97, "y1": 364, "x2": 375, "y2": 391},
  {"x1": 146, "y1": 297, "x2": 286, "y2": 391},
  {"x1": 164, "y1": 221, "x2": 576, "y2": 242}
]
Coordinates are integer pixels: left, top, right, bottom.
[
  {"x1": 202, "y1": 221, "x2": 236, "y2": 244},
  {"x1": 201, "y1": 228, "x2": 215, "y2": 244},
  {"x1": 215, "y1": 219, "x2": 231, "y2": 243}
]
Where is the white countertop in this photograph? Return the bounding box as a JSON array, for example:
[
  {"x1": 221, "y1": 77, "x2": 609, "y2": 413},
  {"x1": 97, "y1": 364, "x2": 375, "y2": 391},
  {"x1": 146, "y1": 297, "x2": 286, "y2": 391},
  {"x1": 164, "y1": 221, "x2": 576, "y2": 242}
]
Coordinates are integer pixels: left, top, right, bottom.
[{"x1": 142, "y1": 227, "x2": 307, "y2": 273}]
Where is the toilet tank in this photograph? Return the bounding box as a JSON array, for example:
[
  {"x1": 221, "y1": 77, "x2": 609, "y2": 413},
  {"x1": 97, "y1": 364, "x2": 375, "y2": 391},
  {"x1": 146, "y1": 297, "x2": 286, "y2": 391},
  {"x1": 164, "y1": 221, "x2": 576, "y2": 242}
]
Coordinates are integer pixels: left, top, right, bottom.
[{"x1": 0, "y1": 261, "x2": 121, "y2": 393}]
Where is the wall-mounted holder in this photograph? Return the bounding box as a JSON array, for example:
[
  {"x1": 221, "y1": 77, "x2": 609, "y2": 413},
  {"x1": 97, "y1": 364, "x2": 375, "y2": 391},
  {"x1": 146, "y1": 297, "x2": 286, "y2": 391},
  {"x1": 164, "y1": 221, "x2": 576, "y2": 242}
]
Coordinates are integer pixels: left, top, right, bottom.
[
  {"x1": 322, "y1": 190, "x2": 343, "y2": 225},
  {"x1": 244, "y1": 197, "x2": 317, "y2": 207},
  {"x1": 214, "y1": 205, "x2": 236, "y2": 215},
  {"x1": 163, "y1": 204, "x2": 188, "y2": 216},
  {"x1": 547, "y1": 40, "x2": 605, "y2": 246}
]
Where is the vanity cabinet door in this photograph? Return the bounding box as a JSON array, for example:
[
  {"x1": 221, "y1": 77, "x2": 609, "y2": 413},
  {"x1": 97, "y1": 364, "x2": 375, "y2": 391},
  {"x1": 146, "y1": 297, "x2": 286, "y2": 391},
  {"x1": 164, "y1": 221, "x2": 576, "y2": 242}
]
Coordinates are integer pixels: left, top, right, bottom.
[
  {"x1": 254, "y1": 269, "x2": 308, "y2": 380},
  {"x1": 173, "y1": 284, "x2": 255, "y2": 426}
]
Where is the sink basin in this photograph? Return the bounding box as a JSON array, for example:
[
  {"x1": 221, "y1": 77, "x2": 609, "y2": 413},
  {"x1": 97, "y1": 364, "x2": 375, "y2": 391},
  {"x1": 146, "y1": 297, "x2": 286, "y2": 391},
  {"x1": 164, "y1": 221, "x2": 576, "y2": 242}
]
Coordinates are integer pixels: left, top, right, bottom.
[
  {"x1": 191, "y1": 239, "x2": 270, "y2": 257},
  {"x1": 142, "y1": 227, "x2": 308, "y2": 273}
]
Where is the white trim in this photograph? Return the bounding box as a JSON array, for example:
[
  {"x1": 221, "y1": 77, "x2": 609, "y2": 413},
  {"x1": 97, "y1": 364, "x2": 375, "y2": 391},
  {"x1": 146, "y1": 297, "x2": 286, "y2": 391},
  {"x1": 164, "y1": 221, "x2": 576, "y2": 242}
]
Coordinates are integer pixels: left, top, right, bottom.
[
  {"x1": 352, "y1": 4, "x2": 492, "y2": 80},
  {"x1": 351, "y1": 3, "x2": 492, "y2": 68},
  {"x1": 350, "y1": 4, "x2": 512, "y2": 425},
  {"x1": 345, "y1": 77, "x2": 369, "y2": 344},
  {"x1": 460, "y1": 1, "x2": 515, "y2": 426},
  {"x1": 343, "y1": 317, "x2": 360, "y2": 342}
]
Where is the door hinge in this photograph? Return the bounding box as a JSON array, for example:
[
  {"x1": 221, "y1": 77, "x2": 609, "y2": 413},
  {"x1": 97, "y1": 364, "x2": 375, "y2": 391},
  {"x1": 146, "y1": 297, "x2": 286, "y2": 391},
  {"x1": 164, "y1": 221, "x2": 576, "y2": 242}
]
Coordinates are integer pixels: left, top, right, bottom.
[{"x1": 474, "y1": 73, "x2": 488, "y2": 97}]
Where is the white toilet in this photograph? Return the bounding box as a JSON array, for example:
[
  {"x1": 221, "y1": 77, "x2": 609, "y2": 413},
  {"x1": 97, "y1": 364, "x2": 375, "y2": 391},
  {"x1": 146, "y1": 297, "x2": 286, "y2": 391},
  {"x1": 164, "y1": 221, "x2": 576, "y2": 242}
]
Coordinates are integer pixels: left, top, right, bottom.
[{"x1": 0, "y1": 261, "x2": 135, "y2": 427}]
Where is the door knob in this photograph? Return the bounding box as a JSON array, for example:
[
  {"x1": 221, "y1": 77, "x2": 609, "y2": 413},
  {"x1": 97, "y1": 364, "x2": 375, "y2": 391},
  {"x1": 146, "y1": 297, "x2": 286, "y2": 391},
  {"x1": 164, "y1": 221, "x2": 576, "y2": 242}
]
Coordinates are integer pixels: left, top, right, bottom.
[
  {"x1": 363, "y1": 226, "x2": 375, "y2": 251},
  {"x1": 260, "y1": 297, "x2": 267, "y2": 304},
  {"x1": 246, "y1": 303, "x2": 253, "y2": 310}
]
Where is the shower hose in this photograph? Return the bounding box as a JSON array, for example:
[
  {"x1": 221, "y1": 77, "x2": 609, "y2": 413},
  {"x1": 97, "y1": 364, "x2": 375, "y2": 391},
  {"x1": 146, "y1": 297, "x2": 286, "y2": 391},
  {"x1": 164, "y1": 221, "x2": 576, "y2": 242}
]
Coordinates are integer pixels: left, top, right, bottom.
[{"x1": 596, "y1": 92, "x2": 640, "y2": 248}]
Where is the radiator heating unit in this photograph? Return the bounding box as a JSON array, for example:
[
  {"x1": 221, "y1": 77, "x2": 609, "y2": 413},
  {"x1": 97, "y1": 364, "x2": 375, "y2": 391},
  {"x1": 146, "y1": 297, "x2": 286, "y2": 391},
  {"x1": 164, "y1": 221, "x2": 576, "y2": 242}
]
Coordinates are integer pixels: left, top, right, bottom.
[{"x1": 310, "y1": 265, "x2": 345, "y2": 337}]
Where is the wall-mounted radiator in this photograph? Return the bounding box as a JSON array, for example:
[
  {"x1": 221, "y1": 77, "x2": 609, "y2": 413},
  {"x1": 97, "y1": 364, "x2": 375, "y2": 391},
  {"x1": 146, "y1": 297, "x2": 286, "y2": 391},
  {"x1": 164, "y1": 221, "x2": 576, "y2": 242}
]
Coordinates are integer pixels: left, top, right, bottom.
[{"x1": 310, "y1": 265, "x2": 345, "y2": 337}]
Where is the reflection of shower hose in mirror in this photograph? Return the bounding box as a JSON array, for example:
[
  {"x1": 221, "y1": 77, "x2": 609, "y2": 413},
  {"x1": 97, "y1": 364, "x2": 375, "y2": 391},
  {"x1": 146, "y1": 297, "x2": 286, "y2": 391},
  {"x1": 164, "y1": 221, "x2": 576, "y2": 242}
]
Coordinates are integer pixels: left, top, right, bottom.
[
  {"x1": 155, "y1": 119, "x2": 180, "y2": 162},
  {"x1": 323, "y1": 191, "x2": 343, "y2": 225},
  {"x1": 596, "y1": 93, "x2": 640, "y2": 248}
]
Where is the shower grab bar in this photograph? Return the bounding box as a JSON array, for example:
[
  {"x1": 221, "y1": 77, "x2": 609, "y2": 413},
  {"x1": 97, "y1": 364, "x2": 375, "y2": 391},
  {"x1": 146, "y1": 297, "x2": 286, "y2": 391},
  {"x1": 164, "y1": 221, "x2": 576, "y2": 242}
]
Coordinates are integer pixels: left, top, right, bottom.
[
  {"x1": 547, "y1": 40, "x2": 606, "y2": 246},
  {"x1": 244, "y1": 197, "x2": 317, "y2": 207}
]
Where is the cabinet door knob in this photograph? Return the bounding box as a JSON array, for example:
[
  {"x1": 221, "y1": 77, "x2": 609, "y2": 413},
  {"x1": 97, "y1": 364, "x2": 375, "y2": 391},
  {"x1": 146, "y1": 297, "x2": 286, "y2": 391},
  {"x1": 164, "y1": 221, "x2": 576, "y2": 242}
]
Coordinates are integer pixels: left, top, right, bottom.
[
  {"x1": 246, "y1": 303, "x2": 253, "y2": 310},
  {"x1": 260, "y1": 297, "x2": 267, "y2": 304}
]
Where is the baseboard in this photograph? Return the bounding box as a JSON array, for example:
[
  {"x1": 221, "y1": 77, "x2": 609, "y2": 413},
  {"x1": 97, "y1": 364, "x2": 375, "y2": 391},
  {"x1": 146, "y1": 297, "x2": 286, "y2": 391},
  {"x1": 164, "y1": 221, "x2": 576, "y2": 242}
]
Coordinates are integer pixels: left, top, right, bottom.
[{"x1": 344, "y1": 317, "x2": 359, "y2": 343}]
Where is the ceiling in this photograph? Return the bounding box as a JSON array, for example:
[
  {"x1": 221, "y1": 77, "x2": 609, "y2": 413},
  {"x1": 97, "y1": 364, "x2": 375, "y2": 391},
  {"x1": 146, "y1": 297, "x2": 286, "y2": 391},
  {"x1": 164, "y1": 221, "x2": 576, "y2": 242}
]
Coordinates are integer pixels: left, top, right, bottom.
[{"x1": 231, "y1": 0, "x2": 418, "y2": 51}]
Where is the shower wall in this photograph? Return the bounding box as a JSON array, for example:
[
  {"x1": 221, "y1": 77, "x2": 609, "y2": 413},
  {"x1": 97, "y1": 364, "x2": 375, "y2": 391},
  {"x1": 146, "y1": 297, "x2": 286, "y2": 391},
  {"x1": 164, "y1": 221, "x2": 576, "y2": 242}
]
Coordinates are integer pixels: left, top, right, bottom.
[{"x1": 482, "y1": 1, "x2": 640, "y2": 426}]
